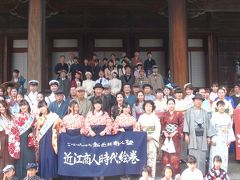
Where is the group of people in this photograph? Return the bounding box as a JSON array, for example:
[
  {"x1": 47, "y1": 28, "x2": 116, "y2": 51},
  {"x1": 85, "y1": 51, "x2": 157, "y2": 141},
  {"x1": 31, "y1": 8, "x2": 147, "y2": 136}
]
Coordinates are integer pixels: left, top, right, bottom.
[{"x1": 0, "y1": 52, "x2": 240, "y2": 180}]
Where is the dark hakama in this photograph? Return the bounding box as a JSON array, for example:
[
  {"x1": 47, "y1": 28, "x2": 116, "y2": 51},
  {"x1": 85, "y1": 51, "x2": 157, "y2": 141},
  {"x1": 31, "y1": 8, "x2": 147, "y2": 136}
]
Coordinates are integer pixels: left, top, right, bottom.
[
  {"x1": 0, "y1": 131, "x2": 13, "y2": 180},
  {"x1": 39, "y1": 127, "x2": 58, "y2": 179},
  {"x1": 14, "y1": 128, "x2": 35, "y2": 180}
]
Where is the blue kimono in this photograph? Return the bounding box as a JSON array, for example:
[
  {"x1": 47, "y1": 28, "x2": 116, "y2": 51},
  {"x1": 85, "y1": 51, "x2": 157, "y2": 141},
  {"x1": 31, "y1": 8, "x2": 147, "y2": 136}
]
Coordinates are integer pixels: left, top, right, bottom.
[
  {"x1": 49, "y1": 100, "x2": 68, "y2": 119},
  {"x1": 125, "y1": 94, "x2": 136, "y2": 107}
]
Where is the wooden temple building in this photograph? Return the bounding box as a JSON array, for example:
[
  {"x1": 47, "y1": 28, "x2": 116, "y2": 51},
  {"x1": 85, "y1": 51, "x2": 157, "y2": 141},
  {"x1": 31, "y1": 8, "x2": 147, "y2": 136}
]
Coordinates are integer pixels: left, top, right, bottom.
[{"x1": 0, "y1": 0, "x2": 240, "y2": 90}]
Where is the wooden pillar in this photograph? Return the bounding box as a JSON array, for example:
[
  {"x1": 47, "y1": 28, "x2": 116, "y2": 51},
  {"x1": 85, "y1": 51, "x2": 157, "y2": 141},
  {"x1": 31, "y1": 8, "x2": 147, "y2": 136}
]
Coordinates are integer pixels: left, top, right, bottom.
[
  {"x1": 0, "y1": 37, "x2": 3, "y2": 83},
  {"x1": 168, "y1": 0, "x2": 188, "y2": 88},
  {"x1": 28, "y1": 0, "x2": 45, "y2": 89},
  {"x1": 207, "y1": 33, "x2": 214, "y2": 86},
  {"x1": 3, "y1": 36, "x2": 11, "y2": 82}
]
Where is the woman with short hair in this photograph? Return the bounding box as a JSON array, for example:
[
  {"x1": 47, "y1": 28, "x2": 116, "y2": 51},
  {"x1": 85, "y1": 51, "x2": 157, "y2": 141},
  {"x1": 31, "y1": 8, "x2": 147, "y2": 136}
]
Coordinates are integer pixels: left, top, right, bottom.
[{"x1": 138, "y1": 100, "x2": 161, "y2": 178}]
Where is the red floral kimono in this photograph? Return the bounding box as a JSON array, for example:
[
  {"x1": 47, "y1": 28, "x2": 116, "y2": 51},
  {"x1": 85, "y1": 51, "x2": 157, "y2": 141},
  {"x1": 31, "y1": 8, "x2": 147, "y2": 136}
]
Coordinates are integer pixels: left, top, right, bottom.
[
  {"x1": 112, "y1": 113, "x2": 139, "y2": 134},
  {"x1": 62, "y1": 113, "x2": 85, "y2": 134},
  {"x1": 84, "y1": 111, "x2": 112, "y2": 135},
  {"x1": 8, "y1": 112, "x2": 35, "y2": 159},
  {"x1": 160, "y1": 111, "x2": 184, "y2": 174},
  {"x1": 8, "y1": 112, "x2": 36, "y2": 179}
]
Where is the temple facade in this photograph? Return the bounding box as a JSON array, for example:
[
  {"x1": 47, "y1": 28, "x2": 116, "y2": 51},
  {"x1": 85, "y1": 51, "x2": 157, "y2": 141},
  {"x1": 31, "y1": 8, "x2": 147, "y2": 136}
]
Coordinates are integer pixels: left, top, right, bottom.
[{"x1": 0, "y1": 0, "x2": 240, "y2": 90}]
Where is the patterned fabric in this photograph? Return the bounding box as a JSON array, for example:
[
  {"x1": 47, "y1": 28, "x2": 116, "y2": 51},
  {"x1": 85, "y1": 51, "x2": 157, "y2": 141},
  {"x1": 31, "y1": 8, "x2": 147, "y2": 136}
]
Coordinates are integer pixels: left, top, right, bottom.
[
  {"x1": 84, "y1": 111, "x2": 112, "y2": 135},
  {"x1": 209, "y1": 112, "x2": 235, "y2": 172},
  {"x1": 23, "y1": 175, "x2": 41, "y2": 180},
  {"x1": 138, "y1": 113, "x2": 161, "y2": 178},
  {"x1": 62, "y1": 113, "x2": 85, "y2": 131},
  {"x1": 147, "y1": 140, "x2": 157, "y2": 178},
  {"x1": 8, "y1": 113, "x2": 35, "y2": 159},
  {"x1": 112, "y1": 113, "x2": 139, "y2": 134},
  {"x1": 160, "y1": 111, "x2": 184, "y2": 174},
  {"x1": 206, "y1": 168, "x2": 230, "y2": 180},
  {"x1": 0, "y1": 114, "x2": 12, "y2": 135}
]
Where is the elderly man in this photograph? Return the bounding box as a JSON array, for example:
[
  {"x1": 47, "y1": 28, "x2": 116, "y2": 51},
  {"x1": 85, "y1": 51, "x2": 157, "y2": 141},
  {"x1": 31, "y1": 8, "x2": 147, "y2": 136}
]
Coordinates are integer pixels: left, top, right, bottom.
[
  {"x1": 103, "y1": 84, "x2": 116, "y2": 108},
  {"x1": 90, "y1": 83, "x2": 111, "y2": 114},
  {"x1": 183, "y1": 94, "x2": 216, "y2": 175},
  {"x1": 76, "y1": 86, "x2": 92, "y2": 117},
  {"x1": 49, "y1": 89, "x2": 68, "y2": 118},
  {"x1": 148, "y1": 65, "x2": 164, "y2": 93}
]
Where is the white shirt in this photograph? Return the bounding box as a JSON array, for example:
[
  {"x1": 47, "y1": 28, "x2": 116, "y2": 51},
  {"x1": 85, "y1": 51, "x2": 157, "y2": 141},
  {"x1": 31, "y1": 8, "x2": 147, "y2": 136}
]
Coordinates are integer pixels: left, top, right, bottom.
[
  {"x1": 95, "y1": 77, "x2": 109, "y2": 87},
  {"x1": 45, "y1": 93, "x2": 56, "y2": 106},
  {"x1": 181, "y1": 168, "x2": 203, "y2": 180},
  {"x1": 109, "y1": 78, "x2": 122, "y2": 95},
  {"x1": 175, "y1": 99, "x2": 188, "y2": 112},
  {"x1": 154, "y1": 99, "x2": 168, "y2": 112},
  {"x1": 184, "y1": 94, "x2": 194, "y2": 109},
  {"x1": 82, "y1": 80, "x2": 95, "y2": 96},
  {"x1": 210, "y1": 92, "x2": 218, "y2": 102},
  {"x1": 25, "y1": 91, "x2": 38, "y2": 108}
]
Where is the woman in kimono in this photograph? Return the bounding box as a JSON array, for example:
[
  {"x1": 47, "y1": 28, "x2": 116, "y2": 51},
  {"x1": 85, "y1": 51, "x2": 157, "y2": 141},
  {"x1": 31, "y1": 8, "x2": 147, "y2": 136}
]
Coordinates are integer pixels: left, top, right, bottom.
[
  {"x1": 138, "y1": 100, "x2": 161, "y2": 178},
  {"x1": 0, "y1": 100, "x2": 14, "y2": 180},
  {"x1": 84, "y1": 97, "x2": 112, "y2": 137},
  {"x1": 84, "y1": 97, "x2": 112, "y2": 180},
  {"x1": 209, "y1": 100, "x2": 235, "y2": 172},
  {"x1": 132, "y1": 91, "x2": 145, "y2": 120},
  {"x1": 35, "y1": 100, "x2": 62, "y2": 179},
  {"x1": 62, "y1": 100, "x2": 85, "y2": 135},
  {"x1": 113, "y1": 102, "x2": 139, "y2": 134},
  {"x1": 111, "y1": 92, "x2": 125, "y2": 120},
  {"x1": 212, "y1": 87, "x2": 233, "y2": 117},
  {"x1": 160, "y1": 98, "x2": 184, "y2": 174},
  {"x1": 8, "y1": 100, "x2": 36, "y2": 179}
]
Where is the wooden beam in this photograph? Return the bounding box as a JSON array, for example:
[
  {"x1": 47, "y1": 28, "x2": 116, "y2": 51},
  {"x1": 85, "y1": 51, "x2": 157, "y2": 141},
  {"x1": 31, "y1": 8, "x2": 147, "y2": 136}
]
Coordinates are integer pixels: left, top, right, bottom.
[
  {"x1": 168, "y1": 0, "x2": 188, "y2": 88},
  {"x1": 27, "y1": 0, "x2": 45, "y2": 90}
]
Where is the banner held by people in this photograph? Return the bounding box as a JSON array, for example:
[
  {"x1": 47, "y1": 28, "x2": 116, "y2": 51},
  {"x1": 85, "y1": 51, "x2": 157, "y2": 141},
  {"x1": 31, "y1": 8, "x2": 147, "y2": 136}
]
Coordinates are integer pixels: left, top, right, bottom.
[{"x1": 58, "y1": 131, "x2": 147, "y2": 177}]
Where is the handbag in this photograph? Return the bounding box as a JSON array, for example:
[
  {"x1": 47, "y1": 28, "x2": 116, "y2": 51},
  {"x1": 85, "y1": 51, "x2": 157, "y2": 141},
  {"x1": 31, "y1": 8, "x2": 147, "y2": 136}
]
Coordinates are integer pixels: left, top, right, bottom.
[{"x1": 161, "y1": 138, "x2": 176, "y2": 153}]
